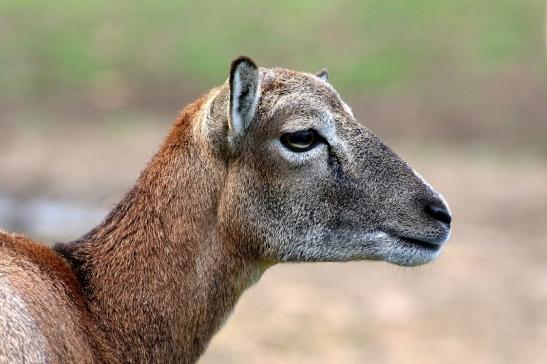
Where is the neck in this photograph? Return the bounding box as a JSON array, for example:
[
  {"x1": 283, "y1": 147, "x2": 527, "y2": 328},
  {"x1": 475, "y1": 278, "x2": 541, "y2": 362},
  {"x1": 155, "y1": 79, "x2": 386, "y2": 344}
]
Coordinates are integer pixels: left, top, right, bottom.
[{"x1": 56, "y1": 95, "x2": 265, "y2": 363}]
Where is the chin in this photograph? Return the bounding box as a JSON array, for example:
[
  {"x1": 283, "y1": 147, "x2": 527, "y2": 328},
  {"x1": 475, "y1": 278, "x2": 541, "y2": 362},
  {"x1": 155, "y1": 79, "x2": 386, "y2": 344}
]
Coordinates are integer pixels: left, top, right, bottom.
[
  {"x1": 372, "y1": 234, "x2": 446, "y2": 267},
  {"x1": 382, "y1": 247, "x2": 442, "y2": 267}
]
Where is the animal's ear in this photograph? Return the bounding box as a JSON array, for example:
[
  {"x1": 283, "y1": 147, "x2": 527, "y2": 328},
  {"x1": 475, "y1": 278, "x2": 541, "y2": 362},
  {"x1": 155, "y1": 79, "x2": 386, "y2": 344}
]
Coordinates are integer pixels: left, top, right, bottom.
[
  {"x1": 229, "y1": 56, "x2": 260, "y2": 139},
  {"x1": 316, "y1": 68, "x2": 329, "y2": 82}
]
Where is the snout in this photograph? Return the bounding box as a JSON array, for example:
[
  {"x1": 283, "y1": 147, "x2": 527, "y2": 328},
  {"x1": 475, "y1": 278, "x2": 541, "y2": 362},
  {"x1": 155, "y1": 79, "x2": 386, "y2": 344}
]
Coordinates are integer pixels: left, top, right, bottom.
[
  {"x1": 377, "y1": 193, "x2": 452, "y2": 267},
  {"x1": 401, "y1": 195, "x2": 452, "y2": 246},
  {"x1": 423, "y1": 195, "x2": 452, "y2": 241},
  {"x1": 424, "y1": 199, "x2": 451, "y2": 226}
]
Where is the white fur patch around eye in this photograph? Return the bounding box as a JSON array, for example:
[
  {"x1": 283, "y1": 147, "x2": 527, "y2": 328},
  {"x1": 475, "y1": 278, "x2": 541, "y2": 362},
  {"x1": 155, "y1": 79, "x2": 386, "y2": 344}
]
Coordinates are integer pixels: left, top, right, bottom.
[
  {"x1": 273, "y1": 138, "x2": 327, "y2": 166},
  {"x1": 370, "y1": 231, "x2": 388, "y2": 240},
  {"x1": 275, "y1": 112, "x2": 338, "y2": 165}
]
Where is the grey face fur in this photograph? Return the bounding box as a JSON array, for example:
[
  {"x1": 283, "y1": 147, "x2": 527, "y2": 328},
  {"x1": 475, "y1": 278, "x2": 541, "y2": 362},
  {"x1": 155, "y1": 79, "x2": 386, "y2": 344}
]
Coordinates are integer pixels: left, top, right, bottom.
[{"x1": 206, "y1": 57, "x2": 451, "y2": 267}]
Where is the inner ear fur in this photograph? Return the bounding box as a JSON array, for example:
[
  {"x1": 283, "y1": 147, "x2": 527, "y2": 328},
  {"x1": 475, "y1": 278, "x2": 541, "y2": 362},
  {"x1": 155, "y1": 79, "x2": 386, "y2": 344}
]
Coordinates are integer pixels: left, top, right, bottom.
[
  {"x1": 228, "y1": 56, "x2": 260, "y2": 140},
  {"x1": 316, "y1": 68, "x2": 329, "y2": 82}
]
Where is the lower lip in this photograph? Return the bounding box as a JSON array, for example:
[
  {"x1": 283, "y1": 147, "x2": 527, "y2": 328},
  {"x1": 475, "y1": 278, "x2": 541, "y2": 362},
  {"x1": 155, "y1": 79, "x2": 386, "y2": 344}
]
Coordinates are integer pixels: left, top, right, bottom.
[{"x1": 399, "y1": 237, "x2": 441, "y2": 251}]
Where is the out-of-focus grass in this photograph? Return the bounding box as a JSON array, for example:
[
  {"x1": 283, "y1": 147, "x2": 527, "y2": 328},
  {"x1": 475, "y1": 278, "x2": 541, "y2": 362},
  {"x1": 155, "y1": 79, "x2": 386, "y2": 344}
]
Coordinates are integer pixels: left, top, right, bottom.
[{"x1": 0, "y1": 0, "x2": 543, "y2": 100}]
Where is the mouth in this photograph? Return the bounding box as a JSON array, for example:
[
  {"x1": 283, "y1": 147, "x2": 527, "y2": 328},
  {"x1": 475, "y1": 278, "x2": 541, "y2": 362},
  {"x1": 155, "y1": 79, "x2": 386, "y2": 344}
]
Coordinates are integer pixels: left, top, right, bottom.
[
  {"x1": 397, "y1": 236, "x2": 442, "y2": 252},
  {"x1": 373, "y1": 232, "x2": 449, "y2": 267}
]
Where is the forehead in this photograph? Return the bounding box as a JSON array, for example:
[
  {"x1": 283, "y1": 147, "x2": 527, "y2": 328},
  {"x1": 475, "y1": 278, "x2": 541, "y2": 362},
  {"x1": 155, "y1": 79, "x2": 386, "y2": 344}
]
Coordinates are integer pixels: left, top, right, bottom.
[{"x1": 258, "y1": 68, "x2": 348, "y2": 118}]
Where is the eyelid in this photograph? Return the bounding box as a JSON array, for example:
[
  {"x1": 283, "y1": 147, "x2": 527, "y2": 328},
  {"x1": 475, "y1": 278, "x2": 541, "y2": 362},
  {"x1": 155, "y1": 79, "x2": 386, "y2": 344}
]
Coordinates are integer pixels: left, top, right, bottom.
[
  {"x1": 282, "y1": 129, "x2": 325, "y2": 143},
  {"x1": 279, "y1": 128, "x2": 327, "y2": 141},
  {"x1": 279, "y1": 127, "x2": 312, "y2": 135}
]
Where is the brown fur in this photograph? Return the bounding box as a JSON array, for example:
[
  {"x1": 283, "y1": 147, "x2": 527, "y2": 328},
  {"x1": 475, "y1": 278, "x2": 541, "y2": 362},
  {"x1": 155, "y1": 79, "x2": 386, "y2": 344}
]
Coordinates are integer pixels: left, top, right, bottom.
[
  {"x1": 53, "y1": 96, "x2": 254, "y2": 363},
  {"x1": 1, "y1": 95, "x2": 256, "y2": 363},
  {"x1": 1, "y1": 233, "x2": 81, "y2": 301},
  {"x1": 0, "y1": 233, "x2": 115, "y2": 363}
]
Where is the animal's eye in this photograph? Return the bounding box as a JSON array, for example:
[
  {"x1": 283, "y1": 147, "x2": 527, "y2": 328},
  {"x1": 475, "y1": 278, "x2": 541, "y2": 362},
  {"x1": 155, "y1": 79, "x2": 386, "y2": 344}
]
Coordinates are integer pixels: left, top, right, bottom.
[{"x1": 280, "y1": 129, "x2": 322, "y2": 152}]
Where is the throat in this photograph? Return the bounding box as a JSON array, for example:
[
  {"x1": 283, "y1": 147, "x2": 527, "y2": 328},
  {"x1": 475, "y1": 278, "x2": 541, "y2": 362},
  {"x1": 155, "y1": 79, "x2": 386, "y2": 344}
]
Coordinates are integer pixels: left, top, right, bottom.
[{"x1": 55, "y1": 198, "x2": 263, "y2": 363}]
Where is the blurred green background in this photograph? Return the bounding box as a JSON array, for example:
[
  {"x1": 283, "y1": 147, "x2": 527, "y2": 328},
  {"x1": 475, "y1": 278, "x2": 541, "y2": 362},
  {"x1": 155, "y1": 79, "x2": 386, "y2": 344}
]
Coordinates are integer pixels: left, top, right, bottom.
[
  {"x1": 1, "y1": 0, "x2": 543, "y2": 91},
  {"x1": 1, "y1": 1, "x2": 546, "y2": 364},
  {"x1": 1, "y1": 0, "x2": 546, "y2": 150}
]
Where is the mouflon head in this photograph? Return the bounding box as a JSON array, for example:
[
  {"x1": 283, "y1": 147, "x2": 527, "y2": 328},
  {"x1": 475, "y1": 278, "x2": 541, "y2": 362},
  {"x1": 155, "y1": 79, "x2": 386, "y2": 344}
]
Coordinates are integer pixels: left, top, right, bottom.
[{"x1": 199, "y1": 56, "x2": 451, "y2": 267}]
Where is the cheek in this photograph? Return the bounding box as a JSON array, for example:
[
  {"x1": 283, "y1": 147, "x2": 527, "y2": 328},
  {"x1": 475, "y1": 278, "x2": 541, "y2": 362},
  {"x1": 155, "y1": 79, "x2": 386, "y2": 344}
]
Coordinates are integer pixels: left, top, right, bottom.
[
  {"x1": 318, "y1": 171, "x2": 384, "y2": 230},
  {"x1": 220, "y1": 148, "x2": 334, "y2": 245}
]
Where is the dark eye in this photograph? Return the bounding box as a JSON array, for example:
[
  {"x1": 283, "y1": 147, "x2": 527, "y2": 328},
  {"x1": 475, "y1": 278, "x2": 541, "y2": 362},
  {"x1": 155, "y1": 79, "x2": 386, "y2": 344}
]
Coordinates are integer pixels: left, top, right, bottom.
[{"x1": 280, "y1": 129, "x2": 322, "y2": 152}]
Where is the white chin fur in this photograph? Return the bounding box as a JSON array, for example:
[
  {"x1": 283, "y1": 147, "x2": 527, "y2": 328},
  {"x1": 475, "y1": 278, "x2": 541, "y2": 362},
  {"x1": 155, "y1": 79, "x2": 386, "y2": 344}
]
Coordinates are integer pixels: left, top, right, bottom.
[{"x1": 372, "y1": 232, "x2": 443, "y2": 267}]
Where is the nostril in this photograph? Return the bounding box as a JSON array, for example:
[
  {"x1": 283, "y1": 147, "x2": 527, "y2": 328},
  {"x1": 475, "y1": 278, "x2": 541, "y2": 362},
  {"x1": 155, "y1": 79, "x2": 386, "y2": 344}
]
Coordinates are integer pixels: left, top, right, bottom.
[{"x1": 424, "y1": 203, "x2": 452, "y2": 225}]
